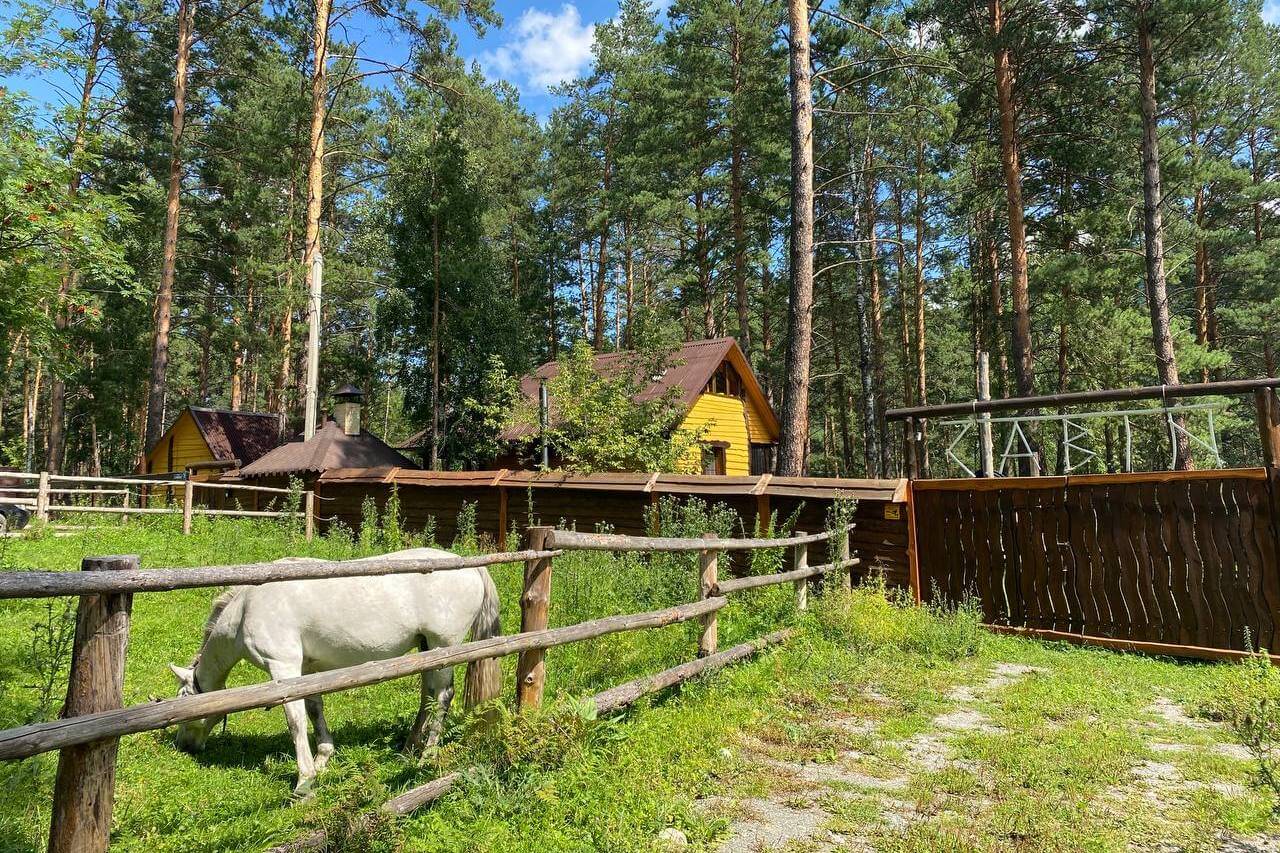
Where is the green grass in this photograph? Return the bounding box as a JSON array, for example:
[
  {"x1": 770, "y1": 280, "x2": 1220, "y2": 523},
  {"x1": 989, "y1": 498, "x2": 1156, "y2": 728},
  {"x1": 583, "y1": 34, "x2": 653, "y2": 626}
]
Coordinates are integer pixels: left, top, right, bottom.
[{"x1": 0, "y1": 518, "x2": 1276, "y2": 852}]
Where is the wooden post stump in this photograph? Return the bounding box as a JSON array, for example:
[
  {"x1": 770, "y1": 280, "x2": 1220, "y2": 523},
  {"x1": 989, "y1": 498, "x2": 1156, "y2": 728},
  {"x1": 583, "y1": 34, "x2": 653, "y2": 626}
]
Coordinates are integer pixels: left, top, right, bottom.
[
  {"x1": 698, "y1": 533, "x2": 719, "y2": 657},
  {"x1": 36, "y1": 471, "x2": 50, "y2": 522},
  {"x1": 304, "y1": 491, "x2": 316, "y2": 541},
  {"x1": 516, "y1": 526, "x2": 554, "y2": 710},
  {"x1": 792, "y1": 532, "x2": 808, "y2": 611},
  {"x1": 47, "y1": 555, "x2": 137, "y2": 853},
  {"x1": 838, "y1": 528, "x2": 853, "y2": 592},
  {"x1": 182, "y1": 481, "x2": 195, "y2": 535}
]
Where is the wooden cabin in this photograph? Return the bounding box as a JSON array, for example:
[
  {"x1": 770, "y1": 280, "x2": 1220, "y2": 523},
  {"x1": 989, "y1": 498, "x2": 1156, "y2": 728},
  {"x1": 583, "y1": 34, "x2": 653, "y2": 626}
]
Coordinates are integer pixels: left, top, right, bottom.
[
  {"x1": 496, "y1": 338, "x2": 780, "y2": 475},
  {"x1": 144, "y1": 407, "x2": 281, "y2": 482}
]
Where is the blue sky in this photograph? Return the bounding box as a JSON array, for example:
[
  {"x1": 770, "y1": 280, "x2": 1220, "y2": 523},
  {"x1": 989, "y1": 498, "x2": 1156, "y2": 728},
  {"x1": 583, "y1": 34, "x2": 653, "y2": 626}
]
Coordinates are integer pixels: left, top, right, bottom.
[
  {"x1": 1, "y1": 0, "x2": 628, "y2": 122},
  {"x1": 5, "y1": 0, "x2": 1280, "y2": 123}
]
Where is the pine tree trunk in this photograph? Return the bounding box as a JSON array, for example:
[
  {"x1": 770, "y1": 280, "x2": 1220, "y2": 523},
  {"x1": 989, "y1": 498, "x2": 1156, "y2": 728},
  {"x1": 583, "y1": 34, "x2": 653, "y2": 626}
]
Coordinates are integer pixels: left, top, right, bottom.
[
  {"x1": 914, "y1": 139, "x2": 928, "y2": 410},
  {"x1": 893, "y1": 184, "x2": 912, "y2": 409},
  {"x1": 990, "y1": 0, "x2": 1034, "y2": 402},
  {"x1": 623, "y1": 217, "x2": 634, "y2": 348},
  {"x1": 864, "y1": 145, "x2": 890, "y2": 476},
  {"x1": 1137, "y1": 6, "x2": 1192, "y2": 470},
  {"x1": 594, "y1": 144, "x2": 611, "y2": 350},
  {"x1": 729, "y1": 25, "x2": 750, "y2": 354},
  {"x1": 823, "y1": 269, "x2": 854, "y2": 471},
  {"x1": 431, "y1": 211, "x2": 441, "y2": 470},
  {"x1": 145, "y1": 0, "x2": 195, "y2": 452},
  {"x1": 851, "y1": 134, "x2": 880, "y2": 478},
  {"x1": 272, "y1": 181, "x2": 297, "y2": 430},
  {"x1": 198, "y1": 285, "x2": 212, "y2": 402},
  {"x1": 777, "y1": 0, "x2": 814, "y2": 476},
  {"x1": 300, "y1": 0, "x2": 331, "y2": 437}
]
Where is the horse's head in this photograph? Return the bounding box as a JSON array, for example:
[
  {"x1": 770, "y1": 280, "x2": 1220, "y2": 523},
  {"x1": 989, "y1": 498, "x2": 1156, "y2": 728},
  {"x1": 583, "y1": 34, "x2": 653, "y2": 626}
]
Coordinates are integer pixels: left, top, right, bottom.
[{"x1": 168, "y1": 662, "x2": 216, "y2": 752}]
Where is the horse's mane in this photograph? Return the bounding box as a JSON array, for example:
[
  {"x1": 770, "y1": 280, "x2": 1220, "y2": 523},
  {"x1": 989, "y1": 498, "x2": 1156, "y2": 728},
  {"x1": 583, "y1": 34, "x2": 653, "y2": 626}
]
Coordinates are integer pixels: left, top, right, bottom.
[{"x1": 203, "y1": 587, "x2": 246, "y2": 642}]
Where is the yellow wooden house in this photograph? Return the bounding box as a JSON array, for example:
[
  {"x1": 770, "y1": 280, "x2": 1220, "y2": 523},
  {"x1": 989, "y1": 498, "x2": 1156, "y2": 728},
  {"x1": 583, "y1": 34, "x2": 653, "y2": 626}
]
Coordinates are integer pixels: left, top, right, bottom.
[
  {"x1": 144, "y1": 407, "x2": 282, "y2": 481},
  {"x1": 497, "y1": 338, "x2": 780, "y2": 475}
]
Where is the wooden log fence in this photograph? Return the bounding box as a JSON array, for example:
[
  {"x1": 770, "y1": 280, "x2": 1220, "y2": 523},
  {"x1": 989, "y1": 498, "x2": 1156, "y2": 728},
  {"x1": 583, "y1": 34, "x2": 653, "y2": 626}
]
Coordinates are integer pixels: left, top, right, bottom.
[
  {"x1": 0, "y1": 520, "x2": 859, "y2": 851},
  {"x1": 1, "y1": 470, "x2": 312, "y2": 532}
]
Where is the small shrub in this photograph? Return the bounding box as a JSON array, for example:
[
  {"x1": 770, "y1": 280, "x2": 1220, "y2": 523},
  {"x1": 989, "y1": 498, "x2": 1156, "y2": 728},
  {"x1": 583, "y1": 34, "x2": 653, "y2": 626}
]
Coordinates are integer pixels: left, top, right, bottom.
[{"x1": 1207, "y1": 650, "x2": 1280, "y2": 803}]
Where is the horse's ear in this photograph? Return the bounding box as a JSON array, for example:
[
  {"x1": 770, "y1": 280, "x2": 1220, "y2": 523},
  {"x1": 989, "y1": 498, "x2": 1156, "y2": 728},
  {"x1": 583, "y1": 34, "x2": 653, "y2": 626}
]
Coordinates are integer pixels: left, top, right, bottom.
[{"x1": 168, "y1": 663, "x2": 194, "y2": 685}]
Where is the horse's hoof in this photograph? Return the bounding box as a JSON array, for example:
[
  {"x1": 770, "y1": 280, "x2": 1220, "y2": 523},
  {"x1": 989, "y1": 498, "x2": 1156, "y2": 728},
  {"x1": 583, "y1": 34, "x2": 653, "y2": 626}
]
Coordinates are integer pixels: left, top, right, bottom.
[
  {"x1": 315, "y1": 747, "x2": 334, "y2": 772},
  {"x1": 292, "y1": 778, "x2": 316, "y2": 800}
]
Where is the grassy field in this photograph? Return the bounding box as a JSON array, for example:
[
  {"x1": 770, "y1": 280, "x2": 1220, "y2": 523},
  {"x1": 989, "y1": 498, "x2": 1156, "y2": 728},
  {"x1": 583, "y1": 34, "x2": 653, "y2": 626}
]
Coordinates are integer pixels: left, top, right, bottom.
[{"x1": 0, "y1": 515, "x2": 1276, "y2": 852}]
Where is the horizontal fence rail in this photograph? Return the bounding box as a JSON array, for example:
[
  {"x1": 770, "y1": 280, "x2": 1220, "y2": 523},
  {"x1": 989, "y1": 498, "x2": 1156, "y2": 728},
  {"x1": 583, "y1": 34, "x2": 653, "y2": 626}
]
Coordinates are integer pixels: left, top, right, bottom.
[
  {"x1": 0, "y1": 549, "x2": 562, "y2": 599},
  {"x1": 547, "y1": 525, "x2": 853, "y2": 553}
]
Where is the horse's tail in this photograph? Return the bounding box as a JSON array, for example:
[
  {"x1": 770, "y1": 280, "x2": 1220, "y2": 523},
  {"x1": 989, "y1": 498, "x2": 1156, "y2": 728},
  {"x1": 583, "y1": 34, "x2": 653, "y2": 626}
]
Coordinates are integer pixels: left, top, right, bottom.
[{"x1": 463, "y1": 566, "x2": 502, "y2": 711}]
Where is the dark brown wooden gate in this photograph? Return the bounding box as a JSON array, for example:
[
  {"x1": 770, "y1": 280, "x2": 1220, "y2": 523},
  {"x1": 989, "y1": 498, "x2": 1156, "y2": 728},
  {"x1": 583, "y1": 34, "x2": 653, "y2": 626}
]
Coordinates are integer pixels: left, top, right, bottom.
[{"x1": 911, "y1": 469, "x2": 1280, "y2": 658}]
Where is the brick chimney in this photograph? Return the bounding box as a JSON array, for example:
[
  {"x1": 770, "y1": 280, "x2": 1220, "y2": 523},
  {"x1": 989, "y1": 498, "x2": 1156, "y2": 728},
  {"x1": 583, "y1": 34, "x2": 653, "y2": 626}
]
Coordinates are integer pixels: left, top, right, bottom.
[{"x1": 332, "y1": 384, "x2": 363, "y2": 436}]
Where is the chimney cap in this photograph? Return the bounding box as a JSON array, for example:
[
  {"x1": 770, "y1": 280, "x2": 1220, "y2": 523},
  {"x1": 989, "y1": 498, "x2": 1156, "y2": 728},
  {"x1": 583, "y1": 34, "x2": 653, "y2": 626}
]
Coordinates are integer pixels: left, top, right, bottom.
[{"x1": 333, "y1": 384, "x2": 364, "y2": 402}]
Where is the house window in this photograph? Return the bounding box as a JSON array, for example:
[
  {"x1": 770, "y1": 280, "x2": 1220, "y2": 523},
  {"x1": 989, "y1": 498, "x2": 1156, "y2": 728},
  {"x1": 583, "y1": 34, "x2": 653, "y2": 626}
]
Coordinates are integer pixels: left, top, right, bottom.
[{"x1": 701, "y1": 443, "x2": 728, "y2": 476}]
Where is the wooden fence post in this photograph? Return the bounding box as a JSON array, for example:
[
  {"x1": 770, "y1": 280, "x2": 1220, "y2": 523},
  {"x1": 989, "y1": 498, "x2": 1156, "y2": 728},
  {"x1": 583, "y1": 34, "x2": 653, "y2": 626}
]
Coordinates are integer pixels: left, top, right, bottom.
[
  {"x1": 1256, "y1": 388, "x2": 1280, "y2": 468},
  {"x1": 838, "y1": 527, "x2": 853, "y2": 592},
  {"x1": 903, "y1": 418, "x2": 920, "y2": 480},
  {"x1": 36, "y1": 471, "x2": 50, "y2": 522},
  {"x1": 121, "y1": 489, "x2": 131, "y2": 525},
  {"x1": 182, "y1": 480, "x2": 194, "y2": 535},
  {"x1": 516, "y1": 526, "x2": 554, "y2": 710},
  {"x1": 698, "y1": 533, "x2": 719, "y2": 657},
  {"x1": 304, "y1": 491, "x2": 316, "y2": 541},
  {"x1": 792, "y1": 532, "x2": 808, "y2": 611},
  {"x1": 47, "y1": 555, "x2": 137, "y2": 853}
]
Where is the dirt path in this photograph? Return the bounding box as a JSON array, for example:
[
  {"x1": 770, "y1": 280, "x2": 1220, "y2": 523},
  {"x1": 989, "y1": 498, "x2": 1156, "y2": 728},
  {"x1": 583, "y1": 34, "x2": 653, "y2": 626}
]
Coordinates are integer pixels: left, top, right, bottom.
[{"x1": 705, "y1": 662, "x2": 1270, "y2": 852}]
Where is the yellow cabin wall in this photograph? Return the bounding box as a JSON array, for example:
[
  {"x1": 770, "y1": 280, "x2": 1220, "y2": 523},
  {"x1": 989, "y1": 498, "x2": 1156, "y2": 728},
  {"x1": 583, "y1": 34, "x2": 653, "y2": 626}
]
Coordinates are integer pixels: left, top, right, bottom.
[
  {"x1": 677, "y1": 393, "x2": 751, "y2": 475},
  {"x1": 743, "y1": 394, "x2": 777, "y2": 443},
  {"x1": 145, "y1": 411, "x2": 219, "y2": 481}
]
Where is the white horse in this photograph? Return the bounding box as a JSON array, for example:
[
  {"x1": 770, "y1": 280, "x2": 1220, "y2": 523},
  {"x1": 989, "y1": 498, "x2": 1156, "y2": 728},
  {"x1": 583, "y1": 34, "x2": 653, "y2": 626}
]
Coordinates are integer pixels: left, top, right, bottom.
[{"x1": 167, "y1": 547, "x2": 502, "y2": 796}]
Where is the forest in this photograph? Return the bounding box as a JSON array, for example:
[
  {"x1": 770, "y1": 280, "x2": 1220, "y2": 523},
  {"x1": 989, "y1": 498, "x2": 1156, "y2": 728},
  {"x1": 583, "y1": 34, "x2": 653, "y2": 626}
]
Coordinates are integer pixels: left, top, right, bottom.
[{"x1": 1, "y1": 0, "x2": 1277, "y2": 478}]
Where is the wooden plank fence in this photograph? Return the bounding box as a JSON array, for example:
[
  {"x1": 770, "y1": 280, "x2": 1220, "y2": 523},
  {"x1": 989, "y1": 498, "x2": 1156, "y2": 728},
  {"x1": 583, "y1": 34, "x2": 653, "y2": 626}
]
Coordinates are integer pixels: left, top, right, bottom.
[
  {"x1": 912, "y1": 468, "x2": 1280, "y2": 659},
  {"x1": 0, "y1": 522, "x2": 861, "y2": 852}
]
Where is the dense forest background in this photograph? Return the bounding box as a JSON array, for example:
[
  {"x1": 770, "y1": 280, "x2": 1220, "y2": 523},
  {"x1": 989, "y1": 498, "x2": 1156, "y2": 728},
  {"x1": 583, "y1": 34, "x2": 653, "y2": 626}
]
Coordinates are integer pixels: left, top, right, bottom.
[{"x1": 2, "y1": 0, "x2": 1277, "y2": 477}]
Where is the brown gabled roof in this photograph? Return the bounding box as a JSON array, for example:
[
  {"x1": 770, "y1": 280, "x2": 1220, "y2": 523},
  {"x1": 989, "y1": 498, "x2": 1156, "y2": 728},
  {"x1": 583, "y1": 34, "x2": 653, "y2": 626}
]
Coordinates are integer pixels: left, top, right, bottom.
[
  {"x1": 238, "y1": 419, "x2": 418, "y2": 478},
  {"x1": 499, "y1": 338, "x2": 779, "y2": 441},
  {"x1": 186, "y1": 408, "x2": 281, "y2": 466}
]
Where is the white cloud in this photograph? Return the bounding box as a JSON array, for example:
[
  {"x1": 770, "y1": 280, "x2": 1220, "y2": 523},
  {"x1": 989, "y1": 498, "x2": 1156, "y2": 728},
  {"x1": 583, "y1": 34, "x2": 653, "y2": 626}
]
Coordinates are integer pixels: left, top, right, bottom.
[
  {"x1": 484, "y1": 4, "x2": 596, "y2": 92},
  {"x1": 1265, "y1": 1, "x2": 1280, "y2": 25}
]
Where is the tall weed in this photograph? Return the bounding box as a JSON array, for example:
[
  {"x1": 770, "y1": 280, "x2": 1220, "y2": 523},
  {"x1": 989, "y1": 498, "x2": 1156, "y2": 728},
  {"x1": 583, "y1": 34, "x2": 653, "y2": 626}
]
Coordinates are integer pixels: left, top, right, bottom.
[{"x1": 810, "y1": 579, "x2": 983, "y2": 661}]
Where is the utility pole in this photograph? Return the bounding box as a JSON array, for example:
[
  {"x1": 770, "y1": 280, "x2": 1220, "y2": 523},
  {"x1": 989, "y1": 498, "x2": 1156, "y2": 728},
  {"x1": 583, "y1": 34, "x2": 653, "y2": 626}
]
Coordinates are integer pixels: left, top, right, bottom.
[{"x1": 303, "y1": 254, "x2": 322, "y2": 439}]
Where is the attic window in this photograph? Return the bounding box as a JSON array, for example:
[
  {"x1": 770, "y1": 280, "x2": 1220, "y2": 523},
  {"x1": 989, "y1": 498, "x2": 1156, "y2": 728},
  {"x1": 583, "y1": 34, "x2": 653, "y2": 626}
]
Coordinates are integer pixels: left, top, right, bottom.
[{"x1": 704, "y1": 364, "x2": 743, "y2": 398}]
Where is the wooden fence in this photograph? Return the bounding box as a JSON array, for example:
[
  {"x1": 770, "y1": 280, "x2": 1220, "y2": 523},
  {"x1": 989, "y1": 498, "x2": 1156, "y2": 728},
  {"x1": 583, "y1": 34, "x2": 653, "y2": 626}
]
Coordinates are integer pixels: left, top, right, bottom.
[
  {"x1": 317, "y1": 468, "x2": 910, "y2": 586},
  {"x1": 911, "y1": 468, "x2": 1280, "y2": 660},
  {"x1": 0, "y1": 472, "x2": 314, "y2": 537},
  {"x1": 0, "y1": 523, "x2": 860, "y2": 852}
]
